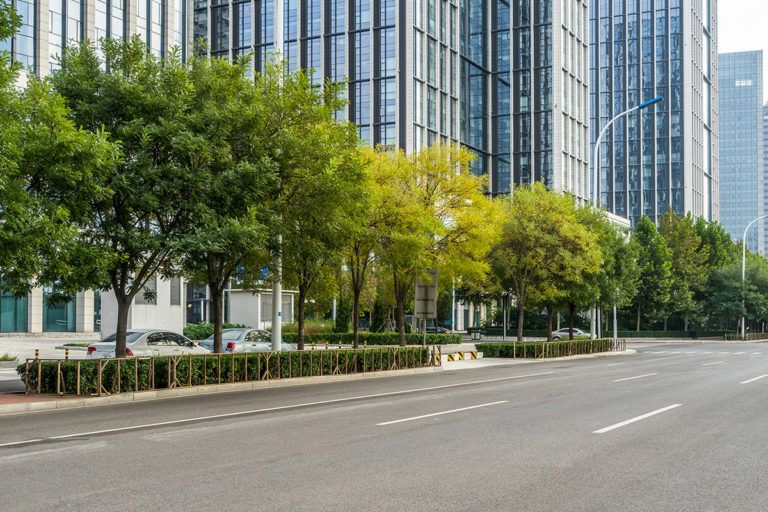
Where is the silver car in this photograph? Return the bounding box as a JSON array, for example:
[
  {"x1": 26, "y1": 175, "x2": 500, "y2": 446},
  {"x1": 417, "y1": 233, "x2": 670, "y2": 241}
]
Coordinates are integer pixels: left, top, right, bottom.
[
  {"x1": 199, "y1": 328, "x2": 297, "y2": 353},
  {"x1": 87, "y1": 330, "x2": 210, "y2": 358},
  {"x1": 551, "y1": 328, "x2": 590, "y2": 340}
]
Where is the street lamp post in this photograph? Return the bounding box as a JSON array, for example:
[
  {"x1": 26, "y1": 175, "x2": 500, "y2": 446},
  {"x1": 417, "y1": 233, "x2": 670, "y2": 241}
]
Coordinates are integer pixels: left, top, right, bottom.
[
  {"x1": 591, "y1": 96, "x2": 664, "y2": 340},
  {"x1": 741, "y1": 215, "x2": 768, "y2": 339}
]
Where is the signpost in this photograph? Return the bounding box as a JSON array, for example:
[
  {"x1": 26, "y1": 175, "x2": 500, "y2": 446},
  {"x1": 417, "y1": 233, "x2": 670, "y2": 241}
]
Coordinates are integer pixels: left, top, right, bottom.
[{"x1": 414, "y1": 270, "x2": 438, "y2": 346}]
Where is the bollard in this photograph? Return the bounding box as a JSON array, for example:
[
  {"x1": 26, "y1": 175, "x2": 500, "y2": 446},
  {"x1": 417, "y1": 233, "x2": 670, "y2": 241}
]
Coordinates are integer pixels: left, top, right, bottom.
[
  {"x1": 65, "y1": 348, "x2": 70, "y2": 361},
  {"x1": 34, "y1": 349, "x2": 39, "y2": 360}
]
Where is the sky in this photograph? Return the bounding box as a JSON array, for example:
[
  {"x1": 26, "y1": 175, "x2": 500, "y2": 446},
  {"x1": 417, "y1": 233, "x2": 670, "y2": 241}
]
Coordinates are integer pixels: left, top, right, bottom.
[{"x1": 718, "y1": 1, "x2": 768, "y2": 99}]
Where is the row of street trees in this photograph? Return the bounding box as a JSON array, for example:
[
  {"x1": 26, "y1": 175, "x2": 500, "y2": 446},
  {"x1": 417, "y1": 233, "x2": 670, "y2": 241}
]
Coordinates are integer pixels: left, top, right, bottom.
[{"x1": 3, "y1": 7, "x2": 768, "y2": 353}]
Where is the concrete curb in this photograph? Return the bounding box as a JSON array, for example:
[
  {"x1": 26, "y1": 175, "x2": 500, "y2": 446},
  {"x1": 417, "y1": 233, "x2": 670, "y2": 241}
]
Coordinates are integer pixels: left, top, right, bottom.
[{"x1": 0, "y1": 366, "x2": 443, "y2": 416}]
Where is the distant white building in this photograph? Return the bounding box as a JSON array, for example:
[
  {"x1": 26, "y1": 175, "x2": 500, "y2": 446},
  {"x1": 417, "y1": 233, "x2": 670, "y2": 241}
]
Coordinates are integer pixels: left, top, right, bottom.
[
  {"x1": 186, "y1": 282, "x2": 296, "y2": 330},
  {"x1": 100, "y1": 277, "x2": 186, "y2": 340}
]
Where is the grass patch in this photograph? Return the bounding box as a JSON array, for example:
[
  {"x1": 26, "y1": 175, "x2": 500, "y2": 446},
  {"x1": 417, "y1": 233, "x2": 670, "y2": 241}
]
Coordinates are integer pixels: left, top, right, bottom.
[{"x1": 0, "y1": 353, "x2": 18, "y2": 362}]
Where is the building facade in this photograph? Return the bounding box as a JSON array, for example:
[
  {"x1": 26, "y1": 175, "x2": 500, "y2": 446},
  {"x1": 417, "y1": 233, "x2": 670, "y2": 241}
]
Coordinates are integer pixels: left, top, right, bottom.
[
  {"x1": 0, "y1": 0, "x2": 189, "y2": 86},
  {"x1": 717, "y1": 51, "x2": 764, "y2": 254},
  {"x1": 589, "y1": 0, "x2": 719, "y2": 226},
  {"x1": 192, "y1": 0, "x2": 590, "y2": 199}
]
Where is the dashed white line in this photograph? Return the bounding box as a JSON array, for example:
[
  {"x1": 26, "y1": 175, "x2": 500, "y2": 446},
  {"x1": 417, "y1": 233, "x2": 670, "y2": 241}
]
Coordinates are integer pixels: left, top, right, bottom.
[
  {"x1": 740, "y1": 375, "x2": 768, "y2": 385},
  {"x1": 377, "y1": 401, "x2": 508, "y2": 426},
  {"x1": 646, "y1": 355, "x2": 689, "y2": 362},
  {"x1": 752, "y1": 352, "x2": 761, "y2": 355},
  {"x1": 702, "y1": 361, "x2": 726, "y2": 366},
  {"x1": 733, "y1": 352, "x2": 746, "y2": 355},
  {"x1": 0, "y1": 371, "x2": 556, "y2": 449},
  {"x1": 593, "y1": 404, "x2": 682, "y2": 434},
  {"x1": 606, "y1": 363, "x2": 625, "y2": 367},
  {"x1": 612, "y1": 373, "x2": 658, "y2": 383}
]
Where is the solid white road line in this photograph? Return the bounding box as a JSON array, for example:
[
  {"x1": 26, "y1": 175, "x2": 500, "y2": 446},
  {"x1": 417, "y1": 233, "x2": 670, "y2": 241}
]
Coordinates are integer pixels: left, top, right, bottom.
[
  {"x1": 740, "y1": 375, "x2": 768, "y2": 385},
  {"x1": 376, "y1": 401, "x2": 508, "y2": 426},
  {"x1": 593, "y1": 404, "x2": 682, "y2": 434},
  {"x1": 0, "y1": 442, "x2": 108, "y2": 463},
  {"x1": 702, "y1": 361, "x2": 726, "y2": 366},
  {"x1": 612, "y1": 373, "x2": 658, "y2": 383},
  {"x1": 0, "y1": 371, "x2": 556, "y2": 449}
]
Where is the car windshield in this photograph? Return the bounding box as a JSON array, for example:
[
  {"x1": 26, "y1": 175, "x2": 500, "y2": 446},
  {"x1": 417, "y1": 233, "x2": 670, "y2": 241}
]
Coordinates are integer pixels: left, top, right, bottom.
[{"x1": 100, "y1": 332, "x2": 144, "y2": 344}]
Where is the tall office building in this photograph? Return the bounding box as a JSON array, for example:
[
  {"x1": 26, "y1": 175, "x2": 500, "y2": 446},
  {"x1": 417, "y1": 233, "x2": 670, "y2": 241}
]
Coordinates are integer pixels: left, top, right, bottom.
[
  {"x1": 718, "y1": 51, "x2": 764, "y2": 254},
  {"x1": 509, "y1": 0, "x2": 590, "y2": 199},
  {"x1": 192, "y1": 0, "x2": 591, "y2": 199},
  {"x1": 0, "y1": 0, "x2": 189, "y2": 84},
  {"x1": 589, "y1": 0, "x2": 719, "y2": 226},
  {"x1": 764, "y1": 102, "x2": 768, "y2": 253}
]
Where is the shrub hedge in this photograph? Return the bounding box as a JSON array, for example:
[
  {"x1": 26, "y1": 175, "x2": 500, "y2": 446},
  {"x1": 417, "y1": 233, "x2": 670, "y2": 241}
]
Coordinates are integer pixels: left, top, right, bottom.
[
  {"x1": 282, "y1": 332, "x2": 462, "y2": 345},
  {"x1": 18, "y1": 346, "x2": 433, "y2": 395},
  {"x1": 183, "y1": 323, "x2": 248, "y2": 340},
  {"x1": 476, "y1": 339, "x2": 621, "y2": 359}
]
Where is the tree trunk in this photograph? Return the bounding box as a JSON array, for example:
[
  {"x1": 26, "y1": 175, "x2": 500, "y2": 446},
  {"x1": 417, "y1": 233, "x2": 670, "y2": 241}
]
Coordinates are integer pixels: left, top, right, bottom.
[
  {"x1": 517, "y1": 302, "x2": 525, "y2": 342},
  {"x1": 115, "y1": 295, "x2": 132, "y2": 358},
  {"x1": 663, "y1": 317, "x2": 668, "y2": 332},
  {"x1": 684, "y1": 316, "x2": 689, "y2": 332},
  {"x1": 636, "y1": 306, "x2": 641, "y2": 332},
  {"x1": 352, "y1": 287, "x2": 361, "y2": 349},
  {"x1": 568, "y1": 302, "x2": 576, "y2": 341},
  {"x1": 297, "y1": 285, "x2": 306, "y2": 350},
  {"x1": 546, "y1": 305, "x2": 554, "y2": 342},
  {"x1": 210, "y1": 285, "x2": 224, "y2": 353}
]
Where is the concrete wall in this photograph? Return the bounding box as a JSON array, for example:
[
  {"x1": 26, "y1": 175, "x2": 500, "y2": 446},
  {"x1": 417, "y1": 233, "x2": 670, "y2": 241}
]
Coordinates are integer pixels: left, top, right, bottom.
[
  {"x1": 100, "y1": 279, "x2": 185, "y2": 339},
  {"x1": 228, "y1": 291, "x2": 262, "y2": 328}
]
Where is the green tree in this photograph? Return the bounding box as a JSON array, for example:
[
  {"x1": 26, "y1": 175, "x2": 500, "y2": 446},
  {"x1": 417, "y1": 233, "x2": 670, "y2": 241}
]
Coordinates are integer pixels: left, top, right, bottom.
[
  {"x1": 375, "y1": 145, "x2": 498, "y2": 345},
  {"x1": 50, "y1": 38, "x2": 209, "y2": 356},
  {"x1": 1, "y1": 7, "x2": 114, "y2": 298},
  {"x1": 631, "y1": 216, "x2": 673, "y2": 331},
  {"x1": 709, "y1": 257, "x2": 768, "y2": 332},
  {"x1": 568, "y1": 206, "x2": 638, "y2": 340},
  {"x1": 489, "y1": 184, "x2": 599, "y2": 341},
  {"x1": 248, "y1": 62, "x2": 355, "y2": 347},
  {"x1": 178, "y1": 55, "x2": 277, "y2": 353},
  {"x1": 659, "y1": 211, "x2": 709, "y2": 330}
]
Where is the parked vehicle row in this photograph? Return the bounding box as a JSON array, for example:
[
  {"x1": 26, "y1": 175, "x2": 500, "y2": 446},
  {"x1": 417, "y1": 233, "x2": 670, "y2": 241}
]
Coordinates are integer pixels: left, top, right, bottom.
[{"x1": 86, "y1": 328, "x2": 296, "y2": 359}]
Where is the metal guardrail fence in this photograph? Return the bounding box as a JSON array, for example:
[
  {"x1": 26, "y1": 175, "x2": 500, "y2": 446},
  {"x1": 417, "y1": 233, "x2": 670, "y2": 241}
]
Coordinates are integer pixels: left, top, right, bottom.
[
  {"x1": 22, "y1": 346, "x2": 442, "y2": 397},
  {"x1": 476, "y1": 338, "x2": 627, "y2": 359}
]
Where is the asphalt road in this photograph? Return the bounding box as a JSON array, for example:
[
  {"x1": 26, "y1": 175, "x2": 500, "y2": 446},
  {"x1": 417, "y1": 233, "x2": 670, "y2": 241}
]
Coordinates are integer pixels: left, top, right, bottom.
[{"x1": 1, "y1": 343, "x2": 767, "y2": 511}]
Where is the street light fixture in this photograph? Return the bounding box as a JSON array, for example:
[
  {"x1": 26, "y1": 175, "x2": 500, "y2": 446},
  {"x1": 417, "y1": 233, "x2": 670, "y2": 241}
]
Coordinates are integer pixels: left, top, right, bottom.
[
  {"x1": 591, "y1": 96, "x2": 664, "y2": 340},
  {"x1": 741, "y1": 214, "x2": 768, "y2": 339}
]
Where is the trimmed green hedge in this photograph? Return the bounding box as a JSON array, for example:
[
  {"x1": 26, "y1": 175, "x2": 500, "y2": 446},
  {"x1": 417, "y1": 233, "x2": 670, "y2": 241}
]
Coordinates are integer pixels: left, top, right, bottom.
[
  {"x1": 281, "y1": 332, "x2": 462, "y2": 345},
  {"x1": 476, "y1": 339, "x2": 621, "y2": 359},
  {"x1": 616, "y1": 330, "x2": 730, "y2": 339},
  {"x1": 17, "y1": 347, "x2": 432, "y2": 395},
  {"x1": 183, "y1": 323, "x2": 248, "y2": 340}
]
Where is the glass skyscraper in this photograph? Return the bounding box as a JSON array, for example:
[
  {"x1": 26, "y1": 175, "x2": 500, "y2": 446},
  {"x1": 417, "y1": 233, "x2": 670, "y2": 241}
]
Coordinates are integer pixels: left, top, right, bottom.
[
  {"x1": 193, "y1": 0, "x2": 590, "y2": 199},
  {"x1": 589, "y1": 0, "x2": 718, "y2": 226},
  {"x1": 1, "y1": 0, "x2": 188, "y2": 84},
  {"x1": 718, "y1": 51, "x2": 764, "y2": 254}
]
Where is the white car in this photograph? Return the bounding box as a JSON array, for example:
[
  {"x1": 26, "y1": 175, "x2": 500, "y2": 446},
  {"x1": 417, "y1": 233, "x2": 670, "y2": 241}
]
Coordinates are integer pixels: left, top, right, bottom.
[
  {"x1": 551, "y1": 328, "x2": 590, "y2": 340},
  {"x1": 86, "y1": 330, "x2": 210, "y2": 358}
]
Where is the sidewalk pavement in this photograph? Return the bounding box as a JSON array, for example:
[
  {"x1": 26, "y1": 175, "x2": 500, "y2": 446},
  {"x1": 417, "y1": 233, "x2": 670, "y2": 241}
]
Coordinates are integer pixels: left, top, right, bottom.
[{"x1": 0, "y1": 336, "x2": 94, "y2": 361}]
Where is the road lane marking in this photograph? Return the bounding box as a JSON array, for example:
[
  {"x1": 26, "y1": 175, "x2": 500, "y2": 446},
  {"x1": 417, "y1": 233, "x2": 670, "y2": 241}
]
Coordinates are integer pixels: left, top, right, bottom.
[
  {"x1": 752, "y1": 352, "x2": 761, "y2": 355},
  {"x1": 376, "y1": 401, "x2": 508, "y2": 426},
  {"x1": 612, "y1": 373, "x2": 658, "y2": 383},
  {"x1": 606, "y1": 363, "x2": 625, "y2": 367},
  {"x1": 0, "y1": 442, "x2": 107, "y2": 463},
  {"x1": 593, "y1": 404, "x2": 682, "y2": 434},
  {"x1": 740, "y1": 375, "x2": 768, "y2": 385},
  {"x1": 733, "y1": 352, "x2": 746, "y2": 355},
  {"x1": 0, "y1": 371, "x2": 556, "y2": 449},
  {"x1": 645, "y1": 355, "x2": 689, "y2": 362},
  {"x1": 702, "y1": 361, "x2": 726, "y2": 366}
]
